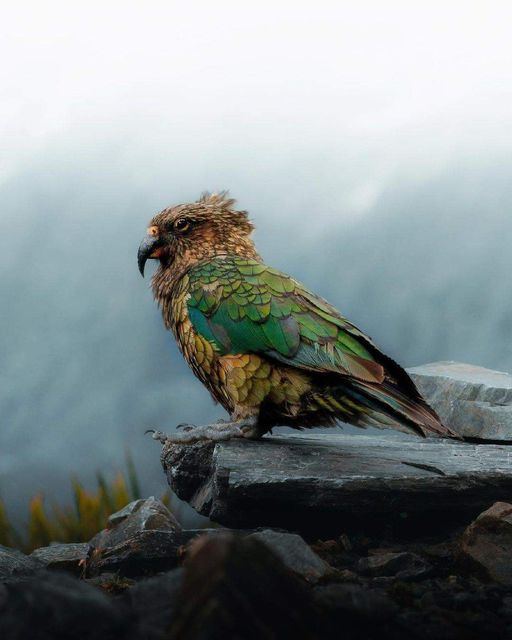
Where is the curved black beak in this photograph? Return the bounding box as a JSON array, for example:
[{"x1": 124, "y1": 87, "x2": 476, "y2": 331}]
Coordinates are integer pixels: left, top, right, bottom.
[{"x1": 137, "y1": 235, "x2": 163, "y2": 277}]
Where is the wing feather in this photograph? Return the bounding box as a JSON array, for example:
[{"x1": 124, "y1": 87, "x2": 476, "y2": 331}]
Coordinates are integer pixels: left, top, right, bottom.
[{"x1": 187, "y1": 257, "x2": 384, "y2": 383}]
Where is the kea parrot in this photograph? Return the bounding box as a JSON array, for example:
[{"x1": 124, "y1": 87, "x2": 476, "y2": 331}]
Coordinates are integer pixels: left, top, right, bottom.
[{"x1": 138, "y1": 192, "x2": 458, "y2": 444}]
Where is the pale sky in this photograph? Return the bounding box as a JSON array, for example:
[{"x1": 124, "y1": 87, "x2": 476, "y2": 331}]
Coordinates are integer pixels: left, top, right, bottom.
[{"x1": 2, "y1": 1, "x2": 512, "y2": 216}]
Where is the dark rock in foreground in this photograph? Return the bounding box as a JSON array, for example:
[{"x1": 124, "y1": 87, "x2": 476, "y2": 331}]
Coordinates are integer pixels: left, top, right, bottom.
[
  {"x1": 2, "y1": 498, "x2": 512, "y2": 639},
  {"x1": 30, "y1": 542, "x2": 89, "y2": 574},
  {"x1": 357, "y1": 551, "x2": 432, "y2": 581},
  {"x1": 409, "y1": 361, "x2": 512, "y2": 441},
  {"x1": 459, "y1": 501, "x2": 512, "y2": 585},
  {"x1": 247, "y1": 530, "x2": 332, "y2": 583},
  {"x1": 89, "y1": 495, "x2": 337, "y2": 584},
  {"x1": 161, "y1": 433, "x2": 512, "y2": 536},
  {"x1": 122, "y1": 568, "x2": 184, "y2": 637},
  {"x1": 87, "y1": 497, "x2": 182, "y2": 577},
  {"x1": 0, "y1": 572, "x2": 132, "y2": 640},
  {"x1": 0, "y1": 545, "x2": 42, "y2": 581},
  {"x1": 313, "y1": 583, "x2": 398, "y2": 623},
  {"x1": 168, "y1": 533, "x2": 319, "y2": 640}
]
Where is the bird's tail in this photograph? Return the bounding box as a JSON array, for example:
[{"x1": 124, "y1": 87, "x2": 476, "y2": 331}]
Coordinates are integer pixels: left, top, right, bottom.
[{"x1": 340, "y1": 378, "x2": 460, "y2": 439}]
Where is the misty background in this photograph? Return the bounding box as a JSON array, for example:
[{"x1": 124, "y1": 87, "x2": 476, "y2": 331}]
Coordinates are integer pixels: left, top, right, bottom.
[{"x1": 1, "y1": 2, "x2": 512, "y2": 523}]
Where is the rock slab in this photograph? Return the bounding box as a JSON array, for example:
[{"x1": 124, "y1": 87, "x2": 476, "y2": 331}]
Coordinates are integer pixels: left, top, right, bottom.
[
  {"x1": 162, "y1": 433, "x2": 512, "y2": 535},
  {"x1": 408, "y1": 361, "x2": 512, "y2": 441}
]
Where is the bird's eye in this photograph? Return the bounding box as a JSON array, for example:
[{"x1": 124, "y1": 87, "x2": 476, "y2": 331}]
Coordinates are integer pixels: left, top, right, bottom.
[{"x1": 174, "y1": 218, "x2": 191, "y2": 233}]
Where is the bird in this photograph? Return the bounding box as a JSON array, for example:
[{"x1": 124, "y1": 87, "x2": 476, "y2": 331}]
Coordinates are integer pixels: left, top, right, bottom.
[{"x1": 137, "y1": 192, "x2": 458, "y2": 444}]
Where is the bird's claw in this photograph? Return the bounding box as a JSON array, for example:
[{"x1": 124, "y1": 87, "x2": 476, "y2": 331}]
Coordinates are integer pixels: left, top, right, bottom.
[
  {"x1": 176, "y1": 423, "x2": 195, "y2": 431},
  {"x1": 145, "y1": 429, "x2": 169, "y2": 444}
]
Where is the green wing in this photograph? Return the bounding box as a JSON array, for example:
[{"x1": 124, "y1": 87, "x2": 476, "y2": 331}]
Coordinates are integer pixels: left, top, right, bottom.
[{"x1": 187, "y1": 257, "x2": 385, "y2": 383}]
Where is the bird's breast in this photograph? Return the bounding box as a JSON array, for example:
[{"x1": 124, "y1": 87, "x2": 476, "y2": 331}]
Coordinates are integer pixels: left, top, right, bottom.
[{"x1": 163, "y1": 280, "x2": 312, "y2": 417}]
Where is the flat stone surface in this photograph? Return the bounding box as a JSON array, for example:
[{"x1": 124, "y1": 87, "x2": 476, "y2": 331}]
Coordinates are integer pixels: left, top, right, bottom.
[
  {"x1": 408, "y1": 361, "x2": 512, "y2": 441},
  {"x1": 162, "y1": 432, "x2": 512, "y2": 536}
]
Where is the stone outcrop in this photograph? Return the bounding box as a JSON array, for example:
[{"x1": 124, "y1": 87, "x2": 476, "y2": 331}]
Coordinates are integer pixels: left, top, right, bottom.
[{"x1": 408, "y1": 361, "x2": 512, "y2": 441}]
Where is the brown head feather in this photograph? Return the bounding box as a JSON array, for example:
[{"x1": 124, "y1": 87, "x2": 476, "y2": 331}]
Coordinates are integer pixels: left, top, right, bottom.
[{"x1": 147, "y1": 192, "x2": 260, "y2": 297}]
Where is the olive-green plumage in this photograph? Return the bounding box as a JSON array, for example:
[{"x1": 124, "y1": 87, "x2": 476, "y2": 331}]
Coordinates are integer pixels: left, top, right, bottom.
[{"x1": 139, "y1": 192, "x2": 458, "y2": 439}]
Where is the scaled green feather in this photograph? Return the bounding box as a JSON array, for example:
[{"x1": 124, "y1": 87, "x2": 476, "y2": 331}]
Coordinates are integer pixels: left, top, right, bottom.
[{"x1": 187, "y1": 257, "x2": 384, "y2": 382}]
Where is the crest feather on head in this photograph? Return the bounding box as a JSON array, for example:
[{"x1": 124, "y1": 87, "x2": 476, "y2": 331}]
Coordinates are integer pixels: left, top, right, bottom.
[
  {"x1": 197, "y1": 191, "x2": 254, "y2": 233},
  {"x1": 198, "y1": 190, "x2": 236, "y2": 209}
]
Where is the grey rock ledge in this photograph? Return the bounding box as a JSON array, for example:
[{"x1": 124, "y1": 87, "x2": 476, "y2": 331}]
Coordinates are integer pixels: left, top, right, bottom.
[{"x1": 161, "y1": 432, "x2": 512, "y2": 536}]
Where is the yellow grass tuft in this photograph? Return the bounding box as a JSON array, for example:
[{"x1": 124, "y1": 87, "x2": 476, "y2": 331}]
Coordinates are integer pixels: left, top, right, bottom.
[{"x1": 0, "y1": 454, "x2": 172, "y2": 553}]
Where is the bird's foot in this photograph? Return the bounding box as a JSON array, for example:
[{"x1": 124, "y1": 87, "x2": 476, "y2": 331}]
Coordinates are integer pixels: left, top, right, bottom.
[
  {"x1": 146, "y1": 417, "x2": 261, "y2": 445},
  {"x1": 175, "y1": 418, "x2": 229, "y2": 430}
]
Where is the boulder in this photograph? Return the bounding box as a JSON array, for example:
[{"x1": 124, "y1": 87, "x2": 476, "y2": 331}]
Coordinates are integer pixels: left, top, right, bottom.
[
  {"x1": 459, "y1": 501, "x2": 512, "y2": 585},
  {"x1": 408, "y1": 361, "x2": 512, "y2": 441},
  {"x1": 86, "y1": 497, "x2": 182, "y2": 577}
]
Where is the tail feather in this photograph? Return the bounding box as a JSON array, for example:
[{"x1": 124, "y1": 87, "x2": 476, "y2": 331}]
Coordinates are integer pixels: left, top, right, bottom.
[{"x1": 346, "y1": 379, "x2": 459, "y2": 439}]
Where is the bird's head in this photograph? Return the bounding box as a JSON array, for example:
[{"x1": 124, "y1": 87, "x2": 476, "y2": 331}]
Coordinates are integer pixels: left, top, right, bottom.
[{"x1": 137, "y1": 192, "x2": 259, "y2": 278}]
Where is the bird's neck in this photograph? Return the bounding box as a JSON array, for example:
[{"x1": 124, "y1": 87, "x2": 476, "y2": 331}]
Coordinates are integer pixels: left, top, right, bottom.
[{"x1": 151, "y1": 247, "x2": 262, "y2": 303}]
